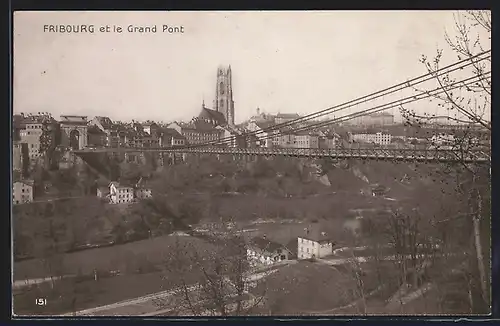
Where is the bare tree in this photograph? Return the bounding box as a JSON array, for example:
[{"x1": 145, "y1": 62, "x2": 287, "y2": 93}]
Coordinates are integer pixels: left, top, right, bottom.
[
  {"x1": 399, "y1": 10, "x2": 491, "y2": 313},
  {"x1": 153, "y1": 228, "x2": 268, "y2": 316}
]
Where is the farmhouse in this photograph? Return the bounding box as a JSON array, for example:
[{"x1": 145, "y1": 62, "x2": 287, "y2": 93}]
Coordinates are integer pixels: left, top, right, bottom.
[
  {"x1": 297, "y1": 226, "x2": 334, "y2": 259},
  {"x1": 247, "y1": 236, "x2": 292, "y2": 265},
  {"x1": 108, "y1": 181, "x2": 134, "y2": 204}
]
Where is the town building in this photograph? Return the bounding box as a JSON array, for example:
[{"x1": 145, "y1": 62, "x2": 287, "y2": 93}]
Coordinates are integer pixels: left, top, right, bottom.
[
  {"x1": 134, "y1": 177, "x2": 153, "y2": 200},
  {"x1": 162, "y1": 128, "x2": 186, "y2": 147},
  {"x1": 12, "y1": 140, "x2": 29, "y2": 174},
  {"x1": 318, "y1": 130, "x2": 340, "y2": 149},
  {"x1": 246, "y1": 121, "x2": 275, "y2": 148},
  {"x1": 350, "y1": 132, "x2": 392, "y2": 146},
  {"x1": 108, "y1": 181, "x2": 134, "y2": 204},
  {"x1": 272, "y1": 130, "x2": 320, "y2": 149},
  {"x1": 167, "y1": 120, "x2": 221, "y2": 146},
  {"x1": 89, "y1": 116, "x2": 118, "y2": 147},
  {"x1": 141, "y1": 121, "x2": 162, "y2": 137},
  {"x1": 59, "y1": 115, "x2": 88, "y2": 150},
  {"x1": 275, "y1": 113, "x2": 301, "y2": 125},
  {"x1": 246, "y1": 236, "x2": 292, "y2": 265},
  {"x1": 214, "y1": 65, "x2": 235, "y2": 126},
  {"x1": 249, "y1": 108, "x2": 275, "y2": 124},
  {"x1": 12, "y1": 180, "x2": 34, "y2": 205},
  {"x1": 87, "y1": 125, "x2": 107, "y2": 147},
  {"x1": 349, "y1": 112, "x2": 395, "y2": 127},
  {"x1": 431, "y1": 133, "x2": 455, "y2": 145},
  {"x1": 293, "y1": 132, "x2": 319, "y2": 148},
  {"x1": 297, "y1": 226, "x2": 334, "y2": 259},
  {"x1": 18, "y1": 118, "x2": 44, "y2": 161},
  {"x1": 215, "y1": 125, "x2": 247, "y2": 148},
  {"x1": 199, "y1": 104, "x2": 227, "y2": 127}
]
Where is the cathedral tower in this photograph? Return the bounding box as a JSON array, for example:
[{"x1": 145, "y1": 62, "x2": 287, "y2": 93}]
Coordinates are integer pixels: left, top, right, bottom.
[{"x1": 214, "y1": 65, "x2": 235, "y2": 126}]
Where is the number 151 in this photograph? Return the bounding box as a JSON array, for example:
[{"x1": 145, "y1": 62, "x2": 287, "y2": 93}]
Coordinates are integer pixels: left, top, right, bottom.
[{"x1": 35, "y1": 298, "x2": 47, "y2": 306}]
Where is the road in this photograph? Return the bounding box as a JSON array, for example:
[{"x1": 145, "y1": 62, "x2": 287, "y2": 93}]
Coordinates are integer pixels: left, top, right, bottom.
[{"x1": 61, "y1": 263, "x2": 283, "y2": 316}]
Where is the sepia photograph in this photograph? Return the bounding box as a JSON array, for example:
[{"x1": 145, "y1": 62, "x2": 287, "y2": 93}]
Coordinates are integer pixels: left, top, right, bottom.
[{"x1": 12, "y1": 10, "x2": 491, "y2": 317}]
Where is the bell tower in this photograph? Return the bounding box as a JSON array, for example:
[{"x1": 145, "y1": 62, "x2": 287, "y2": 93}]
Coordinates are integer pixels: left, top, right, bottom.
[{"x1": 214, "y1": 65, "x2": 235, "y2": 126}]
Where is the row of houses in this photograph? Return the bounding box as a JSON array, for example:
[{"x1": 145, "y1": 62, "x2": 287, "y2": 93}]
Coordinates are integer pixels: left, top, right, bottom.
[
  {"x1": 246, "y1": 225, "x2": 335, "y2": 266},
  {"x1": 97, "y1": 178, "x2": 153, "y2": 204},
  {"x1": 12, "y1": 180, "x2": 34, "y2": 205}
]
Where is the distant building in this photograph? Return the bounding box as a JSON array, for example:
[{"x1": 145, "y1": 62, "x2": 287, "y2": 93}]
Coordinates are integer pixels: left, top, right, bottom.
[
  {"x1": 275, "y1": 113, "x2": 301, "y2": 125},
  {"x1": 249, "y1": 108, "x2": 275, "y2": 124},
  {"x1": 162, "y1": 128, "x2": 187, "y2": 147},
  {"x1": 246, "y1": 236, "x2": 292, "y2": 265},
  {"x1": 297, "y1": 226, "x2": 334, "y2": 259},
  {"x1": 108, "y1": 181, "x2": 134, "y2": 204},
  {"x1": 431, "y1": 133, "x2": 455, "y2": 145},
  {"x1": 350, "y1": 112, "x2": 395, "y2": 127},
  {"x1": 350, "y1": 132, "x2": 392, "y2": 146},
  {"x1": 12, "y1": 141, "x2": 29, "y2": 174},
  {"x1": 12, "y1": 180, "x2": 34, "y2": 205},
  {"x1": 87, "y1": 125, "x2": 107, "y2": 147},
  {"x1": 215, "y1": 125, "x2": 247, "y2": 148},
  {"x1": 134, "y1": 177, "x2": 152, "y2": 200},
  {"x1": 246, "y1": 121, "x2": 275, "y2": 148},
  {"x1": 199, "y1": 104, "x2": 227, "y2": 127},
  {"x1": 318, "y1": 130, "x2": 340, "y2": 149},
  {"x1": 293, "y1": 132, "x2": 319, "y2": 148},
  {"x1": 19, "y1": 119, "x2": 44, "y2": 161},
  {"x1": 214, "y1": 65, "x2": 235, "y2": 126},
  {"x1": 167, "y1": 120, "x2": 221, "y2": 146},
  {"x1": 60, "y1": 115, "x2": 88, "y2": 150},
  {"x1": 273, "y1": 130, "x2": 320, "y2": 149},
  {"x1": 89, "y1": 116, "x2": 117, "y2": 147}
]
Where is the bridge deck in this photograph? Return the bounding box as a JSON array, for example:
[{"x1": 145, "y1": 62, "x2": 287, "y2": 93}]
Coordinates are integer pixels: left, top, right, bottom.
[{"x1": 73, "y1": 147, "x2": 490, "y2": 163}]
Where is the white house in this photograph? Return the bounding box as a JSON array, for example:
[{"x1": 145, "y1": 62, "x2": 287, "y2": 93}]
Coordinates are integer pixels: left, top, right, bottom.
[
  {"x1": 246, "y1": 237, "x2": 292, "y2": 266},
  {"x1": 351, "y1": 132, "x2": 392, "y2": 146},
  {"x1": 245, "y1": 121, "x2": 274, "y2": 148},
  {"x1": 109, "y1": 181, "x2": 134, "y2": 204},
  {"x1": 13, "y1": 180, "x2": 34, "y2": 205},
  {"x1": 297, "y1": 227, "x2": 334, "y2": 259}
]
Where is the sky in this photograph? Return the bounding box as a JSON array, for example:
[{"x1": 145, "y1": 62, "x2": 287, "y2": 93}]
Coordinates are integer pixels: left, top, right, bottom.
[{"x1": 13, "y1": 11, "x2": 491, "y2": 124}]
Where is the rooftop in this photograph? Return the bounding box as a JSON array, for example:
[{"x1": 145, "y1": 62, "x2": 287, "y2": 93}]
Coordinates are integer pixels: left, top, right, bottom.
[
  {"x1": 198, "y1": 106, "x2": 227, "y2": 126},
  {"x1": 276, "y1": 113, "x2": 301, "y2": 119},
  {"x1": 94, "y1": 116, "x2": 114, "y2": 129},
  {"x1": 299, "y1": 224, "x2": 332, "y2": 243},
  {"x1": 88, "y1": 125, "x2": 106, "y2": 135},
  {"x1": 249, "y1": 236, "x2": 287, "y2": 253}
]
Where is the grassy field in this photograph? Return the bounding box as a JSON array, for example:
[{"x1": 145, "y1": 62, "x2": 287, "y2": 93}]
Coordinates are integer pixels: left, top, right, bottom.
[
  {"x1": 14, "y1": 234, "x2": 213, "y2": 280},
  {"x1": 252, "y1": 260, "x2": 359, "y2": 315},
  {"x1": 13, "y1": 268, "x2": 205, "y2": 316}
]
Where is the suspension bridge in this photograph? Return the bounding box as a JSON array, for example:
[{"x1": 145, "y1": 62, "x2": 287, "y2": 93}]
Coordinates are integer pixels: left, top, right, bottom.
[
  {"x1": 72, "y1": 146, "x2": 490, "y2": 164},
  {"x1": 72, "y1": 50, "x2": 490, "y2": 165}
]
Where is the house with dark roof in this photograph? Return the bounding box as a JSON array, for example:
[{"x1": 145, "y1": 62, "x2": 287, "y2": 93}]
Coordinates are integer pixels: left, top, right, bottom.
[
  {"x1": 198, "y1": 105, "x2": 227, "y2": 126},
  {"x1": 134, "y1": 177, "x2": 153, "y2": 200},
  {"x1": 297, "y1": 224, "x2": 335, "y2": 259},
  {"x1": 87, "y1": 125, "x2": 107, "y2": 147},
  {"x1": 162, "y1": 127, "x2": 186, "y2": 147},
  {"x1": 167, "y1": 119, "x2": 221, "y2": 146},
  {"x1": 246, "y1": 236, "x2": 293, "y2": 265}
]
